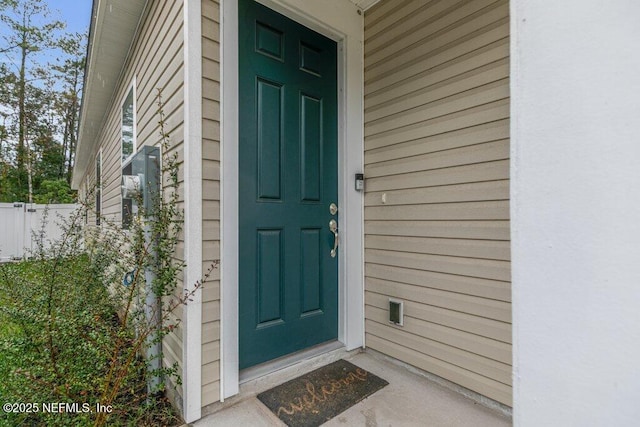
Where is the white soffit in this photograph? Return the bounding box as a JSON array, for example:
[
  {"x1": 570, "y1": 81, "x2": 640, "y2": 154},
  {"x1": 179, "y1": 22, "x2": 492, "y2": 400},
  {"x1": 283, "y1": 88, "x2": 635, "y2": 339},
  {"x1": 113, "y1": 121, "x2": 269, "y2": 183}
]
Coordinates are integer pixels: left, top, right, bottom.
[{"x1": 72, "y1": 0, "x2": 146, "y2": 189}]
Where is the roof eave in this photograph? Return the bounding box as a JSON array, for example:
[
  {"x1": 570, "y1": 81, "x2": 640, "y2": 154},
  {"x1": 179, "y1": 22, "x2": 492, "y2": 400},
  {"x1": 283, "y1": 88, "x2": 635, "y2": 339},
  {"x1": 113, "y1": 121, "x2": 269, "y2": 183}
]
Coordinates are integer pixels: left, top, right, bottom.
[{"x1": 71, "y1": 0, "x2": 146, "y2": 189}]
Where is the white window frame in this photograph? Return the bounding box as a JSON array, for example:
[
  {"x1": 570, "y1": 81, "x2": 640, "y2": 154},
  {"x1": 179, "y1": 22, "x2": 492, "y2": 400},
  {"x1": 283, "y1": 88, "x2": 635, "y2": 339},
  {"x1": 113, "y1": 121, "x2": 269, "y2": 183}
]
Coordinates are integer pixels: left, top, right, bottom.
[
  {"x1": 95, "y1": 148, "x2": 102, "y2": 226},
  {"x1": 121, "y1": 78, "x2": 137, "y2": 226},
  {"x1": 83, "y1": 184, "x2": 89, "y2": 225},
  {"x1": 121, "y1": 78, "x2": 137, "y2": 166}
]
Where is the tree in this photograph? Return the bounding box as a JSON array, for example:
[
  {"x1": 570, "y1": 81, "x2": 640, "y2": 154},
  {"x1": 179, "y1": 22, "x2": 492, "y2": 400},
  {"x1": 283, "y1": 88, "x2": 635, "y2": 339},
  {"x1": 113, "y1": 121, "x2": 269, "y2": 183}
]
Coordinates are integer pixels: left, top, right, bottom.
[
  {"x1": 52, "y1": 32, "x2": 85, "y2": 182},
  {"x1": 0, "y1": 0, "x2": 84, "y2": 203},
  {"x1": 0, "y1": 0, "x2": 64, "y2": 202},
  {"x1": 33, "y1": 178, "x2": 74, "y2": 203},
  {"x1": 1, "y1": 0, "x2": 64, "y2": 166}
]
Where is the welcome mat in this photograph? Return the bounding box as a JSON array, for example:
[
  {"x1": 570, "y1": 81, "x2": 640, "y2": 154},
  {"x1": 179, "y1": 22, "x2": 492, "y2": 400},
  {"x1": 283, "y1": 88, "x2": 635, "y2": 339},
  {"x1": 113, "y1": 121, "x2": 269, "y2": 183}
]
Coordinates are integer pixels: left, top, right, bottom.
[{"x1": 257, "y1": 359, "x2": 388, "y2": 427}]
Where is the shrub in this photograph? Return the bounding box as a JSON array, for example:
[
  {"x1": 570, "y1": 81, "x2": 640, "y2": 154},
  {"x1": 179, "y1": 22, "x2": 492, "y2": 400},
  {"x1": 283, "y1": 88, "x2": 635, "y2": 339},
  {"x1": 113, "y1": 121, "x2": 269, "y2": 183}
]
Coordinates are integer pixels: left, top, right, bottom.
[
  {"x1": 0, "y1": 90, "x2": 212, "y2": 426},
  {"x1": 34, "y1": 179, "x2": 77, "y2": 204}
]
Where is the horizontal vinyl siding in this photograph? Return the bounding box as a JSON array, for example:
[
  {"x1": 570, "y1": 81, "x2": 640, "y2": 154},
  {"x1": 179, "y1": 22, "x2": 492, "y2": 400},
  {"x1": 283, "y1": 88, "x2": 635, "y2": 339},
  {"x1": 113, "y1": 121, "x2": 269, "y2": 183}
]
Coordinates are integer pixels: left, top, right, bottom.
[
  {"x1": 364, "y1": 0, "x2": 511, "y2": 406},
  {"x1": 79, "y1": 0, "x2": 186, "y2": 401},
  {"x1": 138, "y1": 1, "x2": 186, "y2": 403},
  {"x1": 83, "y1": 158, "x2": 97, "y2": 225},
  {"x1": 201, "y1": 0, "x2": 221, "y2": 407}
]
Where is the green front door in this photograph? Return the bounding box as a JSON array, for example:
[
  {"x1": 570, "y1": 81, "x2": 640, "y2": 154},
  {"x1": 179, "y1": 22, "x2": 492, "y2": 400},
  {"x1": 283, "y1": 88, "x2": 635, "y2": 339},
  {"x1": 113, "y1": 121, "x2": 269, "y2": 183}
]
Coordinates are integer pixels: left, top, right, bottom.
[{"x1": 238, "y1": 0, "x2": 339, "y2": 369}]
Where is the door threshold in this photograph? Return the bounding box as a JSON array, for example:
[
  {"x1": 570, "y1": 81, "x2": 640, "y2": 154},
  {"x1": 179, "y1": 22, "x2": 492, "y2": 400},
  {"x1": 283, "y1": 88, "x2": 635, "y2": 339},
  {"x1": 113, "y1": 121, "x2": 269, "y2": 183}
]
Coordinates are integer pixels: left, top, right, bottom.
[
  {"x1": 239, "y1": 341, "x2": 345, "y2": 384},
  {"x1": 203, "y1": 342, "x2": 358, "y2": 418}
]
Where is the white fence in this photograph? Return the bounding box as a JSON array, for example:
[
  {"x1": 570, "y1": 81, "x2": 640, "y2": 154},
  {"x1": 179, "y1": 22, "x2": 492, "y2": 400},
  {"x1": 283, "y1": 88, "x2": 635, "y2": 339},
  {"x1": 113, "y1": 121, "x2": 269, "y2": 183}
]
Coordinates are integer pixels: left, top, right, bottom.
[{"x1": 0, "y1": 203, "x2": 79, "y2": 262}]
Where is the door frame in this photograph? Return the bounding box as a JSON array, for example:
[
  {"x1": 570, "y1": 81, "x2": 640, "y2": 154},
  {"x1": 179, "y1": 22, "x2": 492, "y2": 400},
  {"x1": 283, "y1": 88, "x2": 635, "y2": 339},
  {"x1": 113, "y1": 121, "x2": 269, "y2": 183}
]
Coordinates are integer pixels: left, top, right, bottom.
[{"x1": 220, "y1": 0, "x2": 365, "y2": 399}]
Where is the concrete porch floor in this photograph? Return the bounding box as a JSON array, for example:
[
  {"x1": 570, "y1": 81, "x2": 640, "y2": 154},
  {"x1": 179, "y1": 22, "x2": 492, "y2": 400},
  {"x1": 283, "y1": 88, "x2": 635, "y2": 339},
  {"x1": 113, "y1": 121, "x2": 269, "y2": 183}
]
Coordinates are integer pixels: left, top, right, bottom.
[{"x1": 193, "y1": 350, "x2": 512, "y2": 426}]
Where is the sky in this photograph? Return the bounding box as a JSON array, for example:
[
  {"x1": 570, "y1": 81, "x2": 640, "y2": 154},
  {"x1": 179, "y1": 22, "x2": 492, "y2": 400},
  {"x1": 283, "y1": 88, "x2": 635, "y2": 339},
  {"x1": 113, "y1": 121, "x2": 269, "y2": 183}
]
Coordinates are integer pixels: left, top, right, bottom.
[
  {"x1": 0, "y1": 0, "x2": 92, "y2": 85},
  {"x1": 48, "y1": 0, "x2": 92, "y2": 34},
  {"x1": 0, "y1": 0, "x2": 93, "y2": 37},
  {"x1": 0, "y1": 0, "x2": 93, "y2": 136}
]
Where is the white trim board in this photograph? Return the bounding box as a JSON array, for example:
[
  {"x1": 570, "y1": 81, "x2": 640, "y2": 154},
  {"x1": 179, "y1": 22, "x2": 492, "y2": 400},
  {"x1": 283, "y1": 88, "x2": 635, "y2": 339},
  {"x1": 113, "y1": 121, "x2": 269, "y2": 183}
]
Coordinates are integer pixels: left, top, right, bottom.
[
  {"x1": 220, "y1": 0, "x2": 365, "y2": 401},
  {"x1": 182, "y1": 0, "x2": 203, "y2": 422}
]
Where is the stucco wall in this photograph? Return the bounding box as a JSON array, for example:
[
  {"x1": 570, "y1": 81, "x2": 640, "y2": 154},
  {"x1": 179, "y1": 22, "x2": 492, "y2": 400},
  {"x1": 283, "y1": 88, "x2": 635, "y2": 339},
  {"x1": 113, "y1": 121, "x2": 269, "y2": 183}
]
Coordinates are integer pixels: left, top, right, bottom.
[{"x1": 511, "y1": 0, "x2": 640, "y2": 424}]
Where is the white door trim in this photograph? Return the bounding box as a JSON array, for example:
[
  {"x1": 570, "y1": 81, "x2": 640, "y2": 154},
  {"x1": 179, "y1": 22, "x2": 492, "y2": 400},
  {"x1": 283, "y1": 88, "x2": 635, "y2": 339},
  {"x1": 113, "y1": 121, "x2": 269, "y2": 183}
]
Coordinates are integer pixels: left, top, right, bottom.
[{"x1": 220, "y1": 0, "x2": 364, "y2": 400}]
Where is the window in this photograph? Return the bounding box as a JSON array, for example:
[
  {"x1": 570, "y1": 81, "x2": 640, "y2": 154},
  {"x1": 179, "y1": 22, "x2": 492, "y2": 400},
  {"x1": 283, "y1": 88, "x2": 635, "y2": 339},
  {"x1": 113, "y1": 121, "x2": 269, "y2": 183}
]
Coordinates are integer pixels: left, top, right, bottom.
[
  {"x1": 121, "y1": 82, "x2": 136, "y2": 228},
  {"x1": 84, "y1": 187, "x2": 88, "y2": 225},
  {"x1": 96, "y1": 150, "x2": 102, "y2": 226},
  {"x1": 122, "y1": 86, "x2": 135, "y2": 163}
]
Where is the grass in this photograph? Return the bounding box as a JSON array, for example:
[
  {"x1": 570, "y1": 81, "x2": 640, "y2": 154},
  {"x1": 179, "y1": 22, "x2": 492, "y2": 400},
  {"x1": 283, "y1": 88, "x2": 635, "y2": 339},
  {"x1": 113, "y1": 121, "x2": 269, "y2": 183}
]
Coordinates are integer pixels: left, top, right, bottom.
[
  {"x1": 0, "y1": 259, "x2": 182, "y2": 426},
  {"x1": 0, "y1": 262, "x2": 21, "y2": 402},
  {"x1": 0, "y1": 263, "x2": 19, "y2": 340},
  {"x1": 0, "y1": 292, "x2": 16, "y2": 337},
  {"x1": 0, "y1": 304, "x2": 13, "y2": 336},
  {"x1": 0, "y1": 325, "x2": 11, "y2": 399}
]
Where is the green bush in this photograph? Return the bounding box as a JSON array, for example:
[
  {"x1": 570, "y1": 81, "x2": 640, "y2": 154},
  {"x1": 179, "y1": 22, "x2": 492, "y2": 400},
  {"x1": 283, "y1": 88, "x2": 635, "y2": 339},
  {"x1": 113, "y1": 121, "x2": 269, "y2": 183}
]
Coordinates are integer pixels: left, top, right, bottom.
[
  {"x1": 34, "y1": 179, "x2": 77, "y2": 204},
  {"x1": 0, "y1": 253, "x2": 184, "y2": 426},
  {"x1": 0, "y1": 91, "x2": 208, "y2": 426},
  {"x1": 0, "y1": 256, "x2": 115, "y2": 426}
]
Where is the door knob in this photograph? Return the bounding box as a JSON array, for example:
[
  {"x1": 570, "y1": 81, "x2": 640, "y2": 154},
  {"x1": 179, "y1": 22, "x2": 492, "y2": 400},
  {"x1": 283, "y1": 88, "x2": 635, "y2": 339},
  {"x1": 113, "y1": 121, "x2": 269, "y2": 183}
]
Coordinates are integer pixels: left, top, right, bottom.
[{"x1": 329, "y1": 219, "x2": 339, "y2": 258}]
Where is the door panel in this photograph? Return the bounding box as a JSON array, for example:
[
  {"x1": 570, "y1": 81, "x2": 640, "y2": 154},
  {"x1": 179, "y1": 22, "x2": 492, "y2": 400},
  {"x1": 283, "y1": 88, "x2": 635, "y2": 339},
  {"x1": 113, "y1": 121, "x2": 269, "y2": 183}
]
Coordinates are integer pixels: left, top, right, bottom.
[
  {"x1": 239, "y1": 0, "x2": 338, "y2": 369},
  {"x1": 300, "y1": 228, "x2": 322, "y2": 314},
  {"x1": 256, "y1": 229, "x2": 283, "y2": 325},
  {"x1": 301, "y1": 94, "x2": 323, "y2": 202},
  {"x1": 256, "y1": 79, "x2": 283, "y2": 200}
]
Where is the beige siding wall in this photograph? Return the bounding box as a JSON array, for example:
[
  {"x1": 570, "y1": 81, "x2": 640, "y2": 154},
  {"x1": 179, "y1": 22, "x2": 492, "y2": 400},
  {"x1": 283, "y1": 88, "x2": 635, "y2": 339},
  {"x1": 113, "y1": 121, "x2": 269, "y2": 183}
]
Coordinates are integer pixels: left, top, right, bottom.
[
  {"x1": 364, "y1": 0, "x2": 511, "y2": 406},
  {"x1": 201, "y1": 0, "x2": 221, "y2": 407},
  {"x1": 78, "y1": 0, "x2": 223, "y2": 411},
  {"x1": 78, "y1": 0, "x2": 186, "y2": 400},
  {"x1": 83, "y1": 156, "x2": 96, "y2": 225}
]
